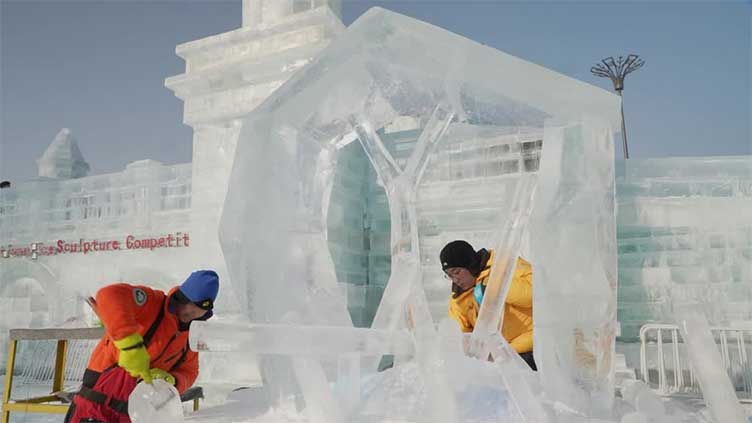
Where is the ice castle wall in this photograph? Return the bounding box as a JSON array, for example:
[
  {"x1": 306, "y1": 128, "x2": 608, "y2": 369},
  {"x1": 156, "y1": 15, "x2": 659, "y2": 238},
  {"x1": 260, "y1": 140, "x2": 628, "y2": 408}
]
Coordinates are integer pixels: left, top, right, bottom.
[
  {"x1": 337, "y1": 153, "x2": 752, "y2": 338},
  {"x1": 0, "y1": 0, "x2": 345, "y2": 377},
  {"x1": 616, "y1": 156, "x2": 752, "y2": 340},
  {"x1": 0, "y1": 160, "x2": 194, "y2": 365}
]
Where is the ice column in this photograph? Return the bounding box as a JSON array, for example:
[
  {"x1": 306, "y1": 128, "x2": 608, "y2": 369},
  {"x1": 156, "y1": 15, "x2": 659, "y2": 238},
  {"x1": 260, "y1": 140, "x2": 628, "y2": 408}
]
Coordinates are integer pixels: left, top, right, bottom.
[
  {"x1": 470, "y1": 174, "x2": 537, "y2": 358},
  {"x1": 355, "y1": 105, "x2": 454, "y2": 336},
  {"x1": 486, "y1": 333, "x2": 551, "y2": 423},
  {"x1": 529, "y1": 121, "x2": 618, "y2": 416},
  {"x1": 675, "y1": 308, "x2": 748, "y2": 423},
  {"x1": 351, "y1": 104, "x2": 459, "y2": 423}
]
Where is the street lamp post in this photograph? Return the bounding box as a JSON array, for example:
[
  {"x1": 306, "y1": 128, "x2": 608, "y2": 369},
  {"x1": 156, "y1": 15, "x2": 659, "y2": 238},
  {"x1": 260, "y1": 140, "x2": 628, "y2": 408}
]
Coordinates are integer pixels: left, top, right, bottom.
[{"x1": 591, "y1": 55, "x2": 644, "y2": 159}]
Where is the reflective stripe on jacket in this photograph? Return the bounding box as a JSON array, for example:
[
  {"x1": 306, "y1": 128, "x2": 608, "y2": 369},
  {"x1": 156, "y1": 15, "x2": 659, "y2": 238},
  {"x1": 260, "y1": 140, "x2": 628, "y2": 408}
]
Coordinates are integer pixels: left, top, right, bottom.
[{"x1": 448, "y1": 252, "x2": 533, "y2": 353}]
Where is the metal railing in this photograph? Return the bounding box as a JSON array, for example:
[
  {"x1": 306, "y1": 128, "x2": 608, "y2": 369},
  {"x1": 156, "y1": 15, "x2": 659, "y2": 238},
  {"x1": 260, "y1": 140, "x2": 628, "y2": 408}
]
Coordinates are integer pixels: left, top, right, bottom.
[
  {"x1": 14, "y1": 338, "x2": 98, "y2": 385},
  {"x1": 639, "y1": 323, "x2": 752, "y2": 401},
  {"x1": 2, "y1": 327, "x2": 204, "y2": 423}
]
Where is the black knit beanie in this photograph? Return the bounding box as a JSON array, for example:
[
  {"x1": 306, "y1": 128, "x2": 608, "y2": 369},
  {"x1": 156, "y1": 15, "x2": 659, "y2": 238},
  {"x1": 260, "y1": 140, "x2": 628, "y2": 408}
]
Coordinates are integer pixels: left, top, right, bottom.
[{"x1": 440, "y1": 240, "x2": 481, "y2": 276}]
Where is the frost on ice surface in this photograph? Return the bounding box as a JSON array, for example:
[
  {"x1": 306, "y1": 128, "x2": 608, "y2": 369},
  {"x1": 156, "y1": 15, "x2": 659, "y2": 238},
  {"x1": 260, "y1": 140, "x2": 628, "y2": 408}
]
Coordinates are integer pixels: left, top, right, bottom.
[{"x1": 215, "y1": 6, "x2": 624, "y2": 423}]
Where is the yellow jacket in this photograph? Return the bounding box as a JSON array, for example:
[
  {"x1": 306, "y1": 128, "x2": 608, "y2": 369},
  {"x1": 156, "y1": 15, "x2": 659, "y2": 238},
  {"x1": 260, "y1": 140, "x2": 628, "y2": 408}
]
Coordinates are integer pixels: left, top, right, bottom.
[{"x1": 448, "y1": 252, "x2": 533, "y2": 353}]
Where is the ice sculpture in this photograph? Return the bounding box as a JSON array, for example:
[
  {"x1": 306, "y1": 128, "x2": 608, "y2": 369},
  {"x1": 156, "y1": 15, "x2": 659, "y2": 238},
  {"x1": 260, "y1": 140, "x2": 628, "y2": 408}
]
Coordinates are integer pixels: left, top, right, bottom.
[{"x1": 218, "y1": 6, "x2": 621, "y2": 421}]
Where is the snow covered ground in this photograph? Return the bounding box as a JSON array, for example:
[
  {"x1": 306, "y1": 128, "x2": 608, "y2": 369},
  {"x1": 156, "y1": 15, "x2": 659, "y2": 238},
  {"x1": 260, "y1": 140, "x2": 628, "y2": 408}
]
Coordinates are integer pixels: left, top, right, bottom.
[{"x1": 4, "y1": 371, "x2": 752, "y2": 423}]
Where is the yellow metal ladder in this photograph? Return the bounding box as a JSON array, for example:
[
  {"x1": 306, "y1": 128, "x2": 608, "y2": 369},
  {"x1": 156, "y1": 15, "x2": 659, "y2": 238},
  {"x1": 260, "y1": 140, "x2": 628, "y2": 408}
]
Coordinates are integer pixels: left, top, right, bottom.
[{"x1": 2, "y1": 328, "x2": 103, "y2": 422}]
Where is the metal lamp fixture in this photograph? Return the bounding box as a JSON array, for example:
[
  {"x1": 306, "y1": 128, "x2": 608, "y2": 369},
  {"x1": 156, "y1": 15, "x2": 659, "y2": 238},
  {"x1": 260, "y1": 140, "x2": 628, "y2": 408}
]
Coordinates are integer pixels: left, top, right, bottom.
[{"x1": 591, "y1": 55, "x2": 645, "y2": 159}]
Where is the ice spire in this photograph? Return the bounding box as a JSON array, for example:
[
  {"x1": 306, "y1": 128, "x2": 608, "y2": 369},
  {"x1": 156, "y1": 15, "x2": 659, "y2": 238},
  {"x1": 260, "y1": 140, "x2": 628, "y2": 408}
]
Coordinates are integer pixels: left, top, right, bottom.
[{"x1": 36, "y1": 128, "x2": 90, "y2": 179}]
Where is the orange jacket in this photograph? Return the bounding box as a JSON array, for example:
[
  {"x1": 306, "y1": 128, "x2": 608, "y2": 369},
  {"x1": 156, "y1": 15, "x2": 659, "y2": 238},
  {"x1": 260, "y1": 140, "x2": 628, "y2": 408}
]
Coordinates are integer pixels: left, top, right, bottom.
[
  {"x1": 87, "y1": 283, "x2": 199, "y2": 394},
  {"x1": 448, "y1": 253, "x2": 534, "y2": 353}
]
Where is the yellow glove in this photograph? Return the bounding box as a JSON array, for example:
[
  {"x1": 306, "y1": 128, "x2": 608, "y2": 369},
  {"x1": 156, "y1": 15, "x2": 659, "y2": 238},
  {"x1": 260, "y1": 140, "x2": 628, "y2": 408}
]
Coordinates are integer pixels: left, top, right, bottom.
[
  {"x1": 149, "y1": 368, "x2": 176, "y2": 386},
  {"x1": 113, "y1": 333, "x2": 152, "y2": 384}
]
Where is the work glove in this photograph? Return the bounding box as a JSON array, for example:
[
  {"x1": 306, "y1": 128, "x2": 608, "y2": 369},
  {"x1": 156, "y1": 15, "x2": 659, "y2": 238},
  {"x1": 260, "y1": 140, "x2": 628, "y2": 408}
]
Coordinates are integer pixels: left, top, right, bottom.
[
  {"x1": 149, "y1": 368, "x2": 176, "y2": 386},
  {"x1": 113, "y1": 333, "x2": 152, "y2": 384}
]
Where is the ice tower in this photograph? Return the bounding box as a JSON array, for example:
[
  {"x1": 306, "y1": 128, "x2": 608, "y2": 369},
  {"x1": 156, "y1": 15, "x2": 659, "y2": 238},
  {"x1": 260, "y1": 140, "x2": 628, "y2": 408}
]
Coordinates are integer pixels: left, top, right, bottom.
[
  {"x1": 165, "y1": 0, "x2": 345, "y2": 312},
  {"x1": 36, "y1": 128, "x2": 90, "y2": 179}
]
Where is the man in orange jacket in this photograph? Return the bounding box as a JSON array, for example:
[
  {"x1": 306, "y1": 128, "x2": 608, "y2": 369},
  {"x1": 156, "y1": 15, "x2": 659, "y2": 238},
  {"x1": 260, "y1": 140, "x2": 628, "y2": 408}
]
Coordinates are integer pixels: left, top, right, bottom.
[
  {"x1": 65, "y1": 270, "x2": 219, "y2": 423},
  {"x1": 442, "y1": 240, "x2": 536, "y2": 370}
]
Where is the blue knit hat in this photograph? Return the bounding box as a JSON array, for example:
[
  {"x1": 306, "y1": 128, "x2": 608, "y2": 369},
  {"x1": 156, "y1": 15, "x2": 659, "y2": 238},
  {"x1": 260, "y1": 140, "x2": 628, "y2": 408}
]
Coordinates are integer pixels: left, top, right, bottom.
[{"x1": 178, "y1": 270, "x2": 219, "y2": 320}]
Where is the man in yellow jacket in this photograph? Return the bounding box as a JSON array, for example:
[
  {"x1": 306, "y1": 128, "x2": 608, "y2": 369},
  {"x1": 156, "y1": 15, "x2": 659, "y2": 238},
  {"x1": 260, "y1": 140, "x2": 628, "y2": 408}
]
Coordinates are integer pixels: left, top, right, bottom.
[{"x1": 442, "y1": 240, "x2": 536, "y2": 370}]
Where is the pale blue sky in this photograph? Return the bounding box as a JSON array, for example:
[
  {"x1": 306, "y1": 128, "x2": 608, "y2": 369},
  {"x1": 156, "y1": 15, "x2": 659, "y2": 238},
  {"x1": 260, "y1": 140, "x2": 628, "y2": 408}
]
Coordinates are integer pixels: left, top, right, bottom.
[{"x1": 1, "y1": 0, "x2": 750, "y2": 182}]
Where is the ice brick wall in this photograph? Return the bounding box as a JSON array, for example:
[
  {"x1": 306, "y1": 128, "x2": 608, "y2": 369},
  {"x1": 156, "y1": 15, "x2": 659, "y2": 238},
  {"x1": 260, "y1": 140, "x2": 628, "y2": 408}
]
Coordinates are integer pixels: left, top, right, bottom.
[
  {"x1": 327, "y1": 141, "x2": 389, "y2": 327},
  {"x1": 0, "y1": 160, "x2": 193, "y2": 369},
  {"x1": 616, "y1": 156, "x2": 752, "y2": 340},
  {"x1": 338, "y1": 151, "x2": 751, "y2": 339},
  {"x1": 0, "y1": 160, "x2": 192, "y2": 244}
]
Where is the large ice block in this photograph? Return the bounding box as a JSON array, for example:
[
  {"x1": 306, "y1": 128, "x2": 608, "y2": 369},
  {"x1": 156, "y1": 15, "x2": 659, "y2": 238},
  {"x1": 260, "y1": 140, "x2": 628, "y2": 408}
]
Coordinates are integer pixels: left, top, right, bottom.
[
  {"x1": 219, "y1": 6, "x2": 620, "y2": 420},
  {"x1": 529, "y1": 122, "x2": 618, "y2": 415},
  {"x1": 128, "y1": 379, "x2": 183, "y2": 423},
  {"x1": 675, "y1": 308, "x2": 748, "y2": 423},
  {"x1": 470, "y1": 174, "x2": 537, "y2": 359},
  {"x1": 189, "y1": 321, "x2": 415, "y2": 357}
]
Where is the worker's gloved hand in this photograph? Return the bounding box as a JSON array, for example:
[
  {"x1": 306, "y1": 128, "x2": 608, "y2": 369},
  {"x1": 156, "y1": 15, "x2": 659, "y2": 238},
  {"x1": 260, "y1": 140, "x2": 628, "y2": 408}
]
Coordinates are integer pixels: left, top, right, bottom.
[
  {"x1": 149, "y1": 368, "x2": 176, "y2": 386},
  {"x1": 113, "y1": 333, "x2": 152, "y2": 384}
]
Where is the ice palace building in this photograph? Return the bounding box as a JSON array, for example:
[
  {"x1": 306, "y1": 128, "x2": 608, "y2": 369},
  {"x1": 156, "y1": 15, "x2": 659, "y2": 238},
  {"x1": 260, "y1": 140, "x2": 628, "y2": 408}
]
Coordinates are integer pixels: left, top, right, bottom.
[{"x1": 1, "y1": 1, "x2": 751, "y2": 422}]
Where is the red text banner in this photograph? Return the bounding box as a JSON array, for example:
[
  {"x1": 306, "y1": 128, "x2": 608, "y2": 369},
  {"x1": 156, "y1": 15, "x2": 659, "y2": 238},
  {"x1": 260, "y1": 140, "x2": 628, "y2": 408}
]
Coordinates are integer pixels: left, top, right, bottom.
[{"x1": 1, "y1": 232, "x2": 190, "y2": 260}]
